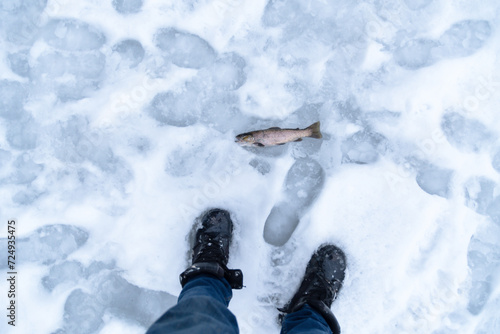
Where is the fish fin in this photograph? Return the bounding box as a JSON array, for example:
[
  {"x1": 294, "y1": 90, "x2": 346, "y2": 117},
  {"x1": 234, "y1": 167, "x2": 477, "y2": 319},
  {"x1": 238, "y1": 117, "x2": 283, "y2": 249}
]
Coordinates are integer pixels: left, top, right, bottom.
[
  {"x1": 277, "y1": 143, "x2": 286, "y2": 145},
  {"x1": 294, "y1": 138, "x2": 302, "y2": 142},
  {"x1": 268, "y1": 127, "x2": 281, "y2": 130},
  {"x1": 255, "y1": 142, "x2": 265, "y2": 147},
  {"x1": 306, "y1": 121, "x2": 322, "y2": 139}
]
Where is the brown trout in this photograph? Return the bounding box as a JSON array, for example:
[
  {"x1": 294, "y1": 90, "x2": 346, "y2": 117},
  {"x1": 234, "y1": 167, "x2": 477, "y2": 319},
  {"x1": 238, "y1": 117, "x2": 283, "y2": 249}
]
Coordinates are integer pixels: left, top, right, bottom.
[{"x1": 235, "y1": 121, "x2": 322, "y2": 147}]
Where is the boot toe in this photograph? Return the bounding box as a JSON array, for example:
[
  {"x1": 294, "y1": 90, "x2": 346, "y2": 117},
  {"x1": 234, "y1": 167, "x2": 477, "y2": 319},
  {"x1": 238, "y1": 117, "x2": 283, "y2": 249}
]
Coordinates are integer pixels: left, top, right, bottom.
[
  {"x1": 192, "y1": 208, "x2": 233, "y2": 266},
  {"x1": 202, "y1": 209, "x2": 233, "y2": 230},
  {"x1": 316, "y1": 245, "x2": 346, "y2": 282}
]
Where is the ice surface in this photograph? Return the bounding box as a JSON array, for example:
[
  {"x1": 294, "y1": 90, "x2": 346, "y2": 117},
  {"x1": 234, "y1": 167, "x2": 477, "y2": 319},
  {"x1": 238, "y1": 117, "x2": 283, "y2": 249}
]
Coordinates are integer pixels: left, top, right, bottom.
[
  {"x1": 435, "y1": 20, "x2": 492, "y2": 59},
  {"x1": 32, "y1": 50, "x2": 106, "y2": 100},
  {"x1": 475, "y1": 319, "x2": 500, "y2": 334},
  {"x1": 96, "y1": 271, "x2": 176, "y2": 327},
  {"x1": 12, "y1": 224, "x2": 88, "y2": 266},
  {"x1": 492, "y1": 149, "x2": 500, "y2": 173},
  {"x1": 50, "y1": 116, "x2": 133, "y2": 186},
  {"x1": 148, "y1": 61, "x2": 247, "y2": 129},
  {"x1": 112, "y1": 39, "x2": 145, "y2": 68},
  {"x1": 0, "y1": 79, "x2": 27, "y2": 120},
  {"x1": 86, "y1": 146, "x2": 131, "y2": 178},
  {"x1": 261, "y1": 0, "x2": 302, "y2": 28},
  {"x1": 148, "y1": 91, "x2": 199, "y2": 127},
  {"x1": 249, "y1": 158, "x2": 271, "y2": 175},
  {"x1": 467, "y1": 280, "x2": 492, "y2": 315},
  {"x1": 7, "y1": 49, "x2": 30, "y2": 77},
  {"x1": 207, "y1": 52, "x2": 247, "y2": 91},
  {"x1": 154, "y1": 28, "x2": 216, "y2": 69},
  {"x1": 52, "y1": 115, "x2": 92, "y2": 164},
  {"x1": 243, "y1": 142, "x2": 288, "y2": 158},
  {"x1": 165, "y1": 142, "x2": 216, "y2": 177},
  {"x1": 0, "y1": 0, "x2": 47, "y2": 45},
  {"x1": 290, "y1": 135, "x2": 324, "y2": 159},
  {"x1": 60, "y1": 289, "x2": 105, "y2": 334},
  {"x1": 31, "y1": 51, "x2": 66, "y2": 79},
  {"x1": 341, "y1": 130, "x2": 387, "y2": 164},
  {"x1": 202, "y1": 104, "x2": 246, "y2": 133},
  {"x1": 0, "y1": 0, "x2": 24, "y2": 11},
  {"x1": 416, "y1": 165, "x2": 454, "y2": 198},
  {"x1": 0, "y1": 149, "x2": 12, "y2": 167},
  {"x1": 5, "y1": 154, "x2": 43, "y2": 184},
  {"x1": 282, "y1": 158, "x2": 325, "y2": 208},
  {"x1": 464, "y1": 177, "x2": 496, "y2": 215},
  {"x1": 474, "y1": 297, "x2": 500, "y2": 333},
  {"x1": 112, "y1": 0, "x2": 143, "y2": 14},
  {"x1": 403, "y1": 0, "x2": 433, "y2": 10},
  {"x1": 263, "y1": 158, "x2": 325, "y2": 246},
  {"x1": 263, "y1": 206, "x2": 300, "y2": 247},
  {"x1": 43, "y1": 18, "x2": 106, "y2": 51},
  {"x1": 394, "y1": 38, "x2": 438, "y2": 69},
  {"x1": 334, "y1": 99, "x2": 363, "y2": 123},
  {"x1": 12, "y1": 187, "x2": 43, "y2": 205},
  {"x1": 2, "y1": 2, "x2": 500, "y2": 333},
  {"x1": 485, "y1": 196, "x2": 500, "y2": 226},
  {"x1": 441, "y1": 112, "x2": 494, "y2": 152},
  {"x1": 394, "y1": 20, "x2": 491, "y2": 69},
  {"x1": 466, "y1": 226, "x2": 500, "y2": 315},
  {"x1": 59, "y1": 50, "x2": 106, "y2": 78},
  {"x1": 85, "y1": 261, "x2": 117, "y2": 277},
  {"x1": 286, "y1": 104, "x2": 322, "y2": 128},
  {"x1": 42, "y1": 260, "x2": 84, "y2": 291},
  {"x1": 49, "y1": 269, "x2": 176, "y2": 332},
  {"x1": 6, "y1": 116, "x2": 39, "y2": 149},
  {"x1": 128, "y1": 136, "x2": 151, "y2": 154},
  {"x1": 0, "y1": 1, "x2": 47, "y2": 17}
]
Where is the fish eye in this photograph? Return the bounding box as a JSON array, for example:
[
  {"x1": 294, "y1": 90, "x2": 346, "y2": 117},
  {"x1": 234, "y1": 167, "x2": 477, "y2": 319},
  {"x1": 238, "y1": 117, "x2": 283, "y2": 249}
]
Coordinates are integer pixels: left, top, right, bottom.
[{"x1": 242, "y1": 135, "x2": 253, "y2": 142}]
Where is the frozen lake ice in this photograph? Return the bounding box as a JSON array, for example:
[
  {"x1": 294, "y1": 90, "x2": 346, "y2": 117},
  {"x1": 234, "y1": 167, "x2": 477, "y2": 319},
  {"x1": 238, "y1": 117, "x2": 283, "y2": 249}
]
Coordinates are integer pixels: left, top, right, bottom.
[{"x1": 1, "y1": 0, "x2": 500, "y2": 333}]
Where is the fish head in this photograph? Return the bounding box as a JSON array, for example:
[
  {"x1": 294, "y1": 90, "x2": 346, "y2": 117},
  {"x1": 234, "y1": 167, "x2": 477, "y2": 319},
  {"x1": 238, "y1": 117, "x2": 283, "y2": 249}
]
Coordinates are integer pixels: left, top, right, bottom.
[{"x1": 235, "y1": 133, "x2": 256, "y2": 146}]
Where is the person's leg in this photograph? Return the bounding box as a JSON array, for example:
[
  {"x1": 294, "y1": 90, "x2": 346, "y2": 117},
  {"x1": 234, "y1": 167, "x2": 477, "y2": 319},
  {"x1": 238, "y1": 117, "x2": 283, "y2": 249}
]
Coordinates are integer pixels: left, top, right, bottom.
[
  {"x1": 281, "y1": 304, "x2": 335, "y2": 334},
  {"x1": 146, "y1": 274, "x2": 238, "y2": 334},
  {"x1": 279, "y1": 245, "x2": 346, "y2": 334},
  {"x1": 146, "y1": 209, "x2": 243, "y2": 334}
]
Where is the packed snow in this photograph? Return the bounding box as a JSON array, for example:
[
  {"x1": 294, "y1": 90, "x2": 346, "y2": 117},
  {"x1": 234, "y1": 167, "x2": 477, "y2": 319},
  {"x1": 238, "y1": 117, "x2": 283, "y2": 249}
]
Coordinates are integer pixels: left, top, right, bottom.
[{"x1": 1, "y1": 0, "x2": 500, "y2": 333}]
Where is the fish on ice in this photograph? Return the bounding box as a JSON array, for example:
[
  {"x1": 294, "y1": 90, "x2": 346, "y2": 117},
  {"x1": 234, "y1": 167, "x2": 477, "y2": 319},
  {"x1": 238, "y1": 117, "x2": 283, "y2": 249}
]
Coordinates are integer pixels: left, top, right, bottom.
[{"x1": 235, "y1": 121, "x2": 322, "y2": 147}]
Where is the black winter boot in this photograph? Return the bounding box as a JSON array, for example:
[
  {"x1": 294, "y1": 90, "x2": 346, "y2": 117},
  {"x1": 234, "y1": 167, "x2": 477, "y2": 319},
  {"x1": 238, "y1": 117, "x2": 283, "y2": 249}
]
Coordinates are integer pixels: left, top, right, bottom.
[
  {"x1": 179, "y1": 209, "x2": 243, "y2": 289},
  {"x1": 279, "y1": 244, "x2": 346, "y2": 333}
]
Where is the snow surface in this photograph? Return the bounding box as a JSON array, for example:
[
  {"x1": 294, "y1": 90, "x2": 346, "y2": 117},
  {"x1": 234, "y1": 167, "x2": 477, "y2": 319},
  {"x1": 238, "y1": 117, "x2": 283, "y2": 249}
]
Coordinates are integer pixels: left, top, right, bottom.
[{"x1": 1, "y1": 0, "x2": 500, "y2": 333}]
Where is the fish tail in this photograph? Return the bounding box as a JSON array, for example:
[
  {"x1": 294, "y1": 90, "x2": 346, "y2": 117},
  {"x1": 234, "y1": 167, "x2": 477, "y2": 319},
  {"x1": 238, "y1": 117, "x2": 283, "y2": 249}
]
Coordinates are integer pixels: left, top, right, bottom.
[{"x1": 306, "y1": 121, "x2": 322, "y2": 139}]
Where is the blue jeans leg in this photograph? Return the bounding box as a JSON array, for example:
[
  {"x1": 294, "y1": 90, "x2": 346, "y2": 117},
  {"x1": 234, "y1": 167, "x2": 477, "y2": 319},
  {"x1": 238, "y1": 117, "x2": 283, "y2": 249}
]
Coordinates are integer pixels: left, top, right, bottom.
[
  {"x1": 281, "y1": 304, "x2": 333, "y2": 334},
  {"x1": 146, "y1": 274, "x2": 239, "y2": 334}
]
